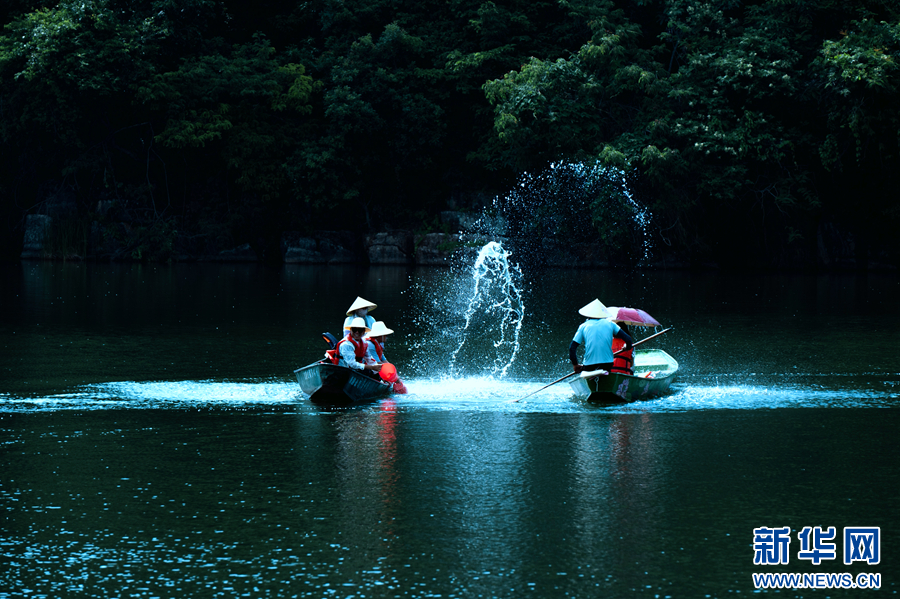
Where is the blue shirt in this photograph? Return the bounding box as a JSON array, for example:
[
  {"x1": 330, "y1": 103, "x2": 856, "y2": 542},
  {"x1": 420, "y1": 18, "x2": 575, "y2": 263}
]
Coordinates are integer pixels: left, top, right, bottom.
[
  {"x1": 365, "y1": 340, "x2": 386, "y2": 364},
  {"x1": 573, "y1": 318, "x2": 621, "y2": 365}
]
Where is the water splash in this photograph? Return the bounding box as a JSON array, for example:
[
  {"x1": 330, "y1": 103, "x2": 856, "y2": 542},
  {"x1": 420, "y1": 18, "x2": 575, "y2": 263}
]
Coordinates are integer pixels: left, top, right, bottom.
[
  {"x1": 448, "y1": 242, "x2": 525, "y2": 378},
  {"x1": 471, "y1": 161, "x2": 653, "y2": 267}
]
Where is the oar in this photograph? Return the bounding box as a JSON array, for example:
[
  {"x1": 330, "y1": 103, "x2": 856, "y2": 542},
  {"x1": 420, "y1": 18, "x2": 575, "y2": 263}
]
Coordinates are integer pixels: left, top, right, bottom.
[
  {"x1": 508, "y1": 327, "x2": 673, "y2": 403},
  {"x1": 622, "y1": 326, "x2": 672, "y2": 350},
  {"x1": 508, "y1": 371, "x2": 579, "y2": 403}
]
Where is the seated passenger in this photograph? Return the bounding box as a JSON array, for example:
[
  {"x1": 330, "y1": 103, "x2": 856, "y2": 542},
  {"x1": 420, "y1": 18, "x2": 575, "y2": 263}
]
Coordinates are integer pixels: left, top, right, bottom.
[
  {"x1": 364, "y1": 321, "x2": 394, "y2": 364},
  {"x1": 342, "y1": 297, "x2": 377, "y2": 336},
  {"x1": 337, "y1": 317, "x2": 382, "y2": 377},
  {"x1": 610, "y1": 322, "x2": 635, "y2": 375},
  {"x1": 364, "y1": 320, "x2": 408, "y2": 394}
]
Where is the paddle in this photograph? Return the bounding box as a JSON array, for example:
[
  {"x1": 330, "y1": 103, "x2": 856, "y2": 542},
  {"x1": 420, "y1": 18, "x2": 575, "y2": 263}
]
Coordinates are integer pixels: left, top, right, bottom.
[
  {"x1": 617, "y1": 326, "x2": 672, "y2": 351},
  {"x1": 508, "y1": 371, "x2": 580, "y2": 403},
  {"x1": 508, "y1": 327, "x2": 673, "y2": 403}
]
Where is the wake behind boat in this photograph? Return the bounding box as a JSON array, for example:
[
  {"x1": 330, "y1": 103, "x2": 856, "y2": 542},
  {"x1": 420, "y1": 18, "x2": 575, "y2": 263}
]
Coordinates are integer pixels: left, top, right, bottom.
[
  {"x1": 569, "y1": 349, "x2": 678, "y2": 403},
  {"x1": 294, "y1": 361, "x2": 393, "y2": 404}
]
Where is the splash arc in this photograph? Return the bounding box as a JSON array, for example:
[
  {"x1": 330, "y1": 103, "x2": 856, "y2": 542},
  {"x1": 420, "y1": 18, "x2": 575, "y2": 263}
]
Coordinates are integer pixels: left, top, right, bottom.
[{"x1": 448, "y1": 241, "x2": 525, "y2": 378}]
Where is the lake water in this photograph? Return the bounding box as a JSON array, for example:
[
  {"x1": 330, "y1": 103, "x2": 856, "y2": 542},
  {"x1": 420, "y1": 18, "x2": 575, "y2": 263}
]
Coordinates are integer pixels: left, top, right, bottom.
[{"x1": 1, "y1": 260, "x2": 898, "y2": 597}]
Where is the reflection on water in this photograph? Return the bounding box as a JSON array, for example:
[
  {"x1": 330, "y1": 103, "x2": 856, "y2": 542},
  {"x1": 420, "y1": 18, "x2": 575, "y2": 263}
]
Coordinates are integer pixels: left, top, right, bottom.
[
  {"x1": 4, "y1": 407, "x2": 897, "y2": 597},
  {"x1": 2, "y1": 263, "x2": 899, "y2": 597}
]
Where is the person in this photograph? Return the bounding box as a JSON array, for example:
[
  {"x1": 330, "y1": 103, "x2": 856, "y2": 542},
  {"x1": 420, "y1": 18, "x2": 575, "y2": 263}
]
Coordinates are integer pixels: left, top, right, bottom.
[
  {"x1": 342, "y1": 297, "x2": 377, "y2": 336},
  {"x1": 364, "y1": 320, "x2": 408, "y2": 394},
  {"x1": 610, "y1": 322, "x2": 634, "y2": 375},
  {"x1": 336, "y1": 317, "x2": 382, "y2": 376},
  {"x1": 569, "y1": 299, "x2": 633, "y2": 373},
  {"x1": 363, "y1": 320, "x2": 394, "y2": 364}
]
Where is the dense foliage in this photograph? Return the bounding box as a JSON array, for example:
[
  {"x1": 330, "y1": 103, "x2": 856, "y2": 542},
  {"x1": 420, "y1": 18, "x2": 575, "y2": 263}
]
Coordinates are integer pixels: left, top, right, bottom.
[{"x1": 1, "y1": 0, "x2": 898, "y2": 266}]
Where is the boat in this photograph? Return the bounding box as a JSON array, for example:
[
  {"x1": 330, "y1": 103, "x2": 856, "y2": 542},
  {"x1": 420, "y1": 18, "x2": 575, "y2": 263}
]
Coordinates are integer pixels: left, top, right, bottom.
[
  {"x1": 294, "y1": 361, "x2": 393, "y2": 404},
  {"x1": 568, "y1": 349, "x2": 679, "y2": 403}
]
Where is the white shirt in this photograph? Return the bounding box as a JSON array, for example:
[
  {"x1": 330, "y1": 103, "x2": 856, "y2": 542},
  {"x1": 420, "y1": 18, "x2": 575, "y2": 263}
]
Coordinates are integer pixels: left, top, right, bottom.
[{"x1": 338, "y1": 337, "x2": 368, "y2": 370}]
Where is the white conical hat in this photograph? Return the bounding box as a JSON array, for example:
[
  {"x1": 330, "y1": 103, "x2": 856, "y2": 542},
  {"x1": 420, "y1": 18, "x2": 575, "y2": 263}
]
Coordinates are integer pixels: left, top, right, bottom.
[
  {"x1": 365, "y1": 321, "x2": 394, "y2": 338},
  {"x1": 346, "y1": 296, "x2": 377, "y2": 316},
  {"x1": 347, "y1": 317, "x2": 371, "y2": 332},
  {"x1": 578, "y1": 299, "x2": 610, "y2": 319}
]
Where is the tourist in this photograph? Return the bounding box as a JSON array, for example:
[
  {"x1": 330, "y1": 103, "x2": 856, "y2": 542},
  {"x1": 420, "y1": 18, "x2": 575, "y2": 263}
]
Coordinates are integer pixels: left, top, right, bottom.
[
  {"x1": 365, "y1": 321, "x2": 408, "y2": 394},
  {"x1": 610, "y1": 321, "x2": 635, "y2": 375},
  {"x1": 342, "y1": 296, "x2": 377, "y2": 335},
  {"x1": 364, "y1": 320, "x2": 394, "y2": 364},
  {"x1": 569, "y1": 299, "x2": 633, "y2": 373},
  {"x1": 338, "y1": 317, "x2": 382, "y2": 375}
]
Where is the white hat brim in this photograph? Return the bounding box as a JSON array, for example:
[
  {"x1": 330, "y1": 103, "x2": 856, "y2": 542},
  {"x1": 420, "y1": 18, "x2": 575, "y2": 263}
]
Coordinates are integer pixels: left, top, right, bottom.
[
  {"x1": 578, "y1": 299, "x2": 610, "y2": 319},
  {"x1": 346, "y1": 296, "x2": 377, "y2": 316}
]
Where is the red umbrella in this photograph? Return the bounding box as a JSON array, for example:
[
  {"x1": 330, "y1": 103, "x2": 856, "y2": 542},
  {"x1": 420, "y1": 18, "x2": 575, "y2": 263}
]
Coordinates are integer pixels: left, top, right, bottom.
[{"x1": 606, "y1": 306, "x2": 661, "y2": 327}]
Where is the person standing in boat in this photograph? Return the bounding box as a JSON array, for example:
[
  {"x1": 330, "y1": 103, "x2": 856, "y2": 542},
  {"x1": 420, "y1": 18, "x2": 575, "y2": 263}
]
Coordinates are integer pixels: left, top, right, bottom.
[
  {"x1": 569, "y1": 299, "x2": 633, "y2": 373},
  {"x1": 337, "y1": 317, "x2": 383, "y2": 376},
  {"x1": 342, "y1": 297, "x2": 377, "y2": 335}
]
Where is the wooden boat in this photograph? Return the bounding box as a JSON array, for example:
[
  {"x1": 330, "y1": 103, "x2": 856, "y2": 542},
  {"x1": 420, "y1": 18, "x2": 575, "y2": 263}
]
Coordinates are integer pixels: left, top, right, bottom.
[
  {"x1": 568, "y1": 349, "x2": 679, "y2": 403},
  {"x1": 294, "y1": 361, "x2": 393, "y2": 404}
]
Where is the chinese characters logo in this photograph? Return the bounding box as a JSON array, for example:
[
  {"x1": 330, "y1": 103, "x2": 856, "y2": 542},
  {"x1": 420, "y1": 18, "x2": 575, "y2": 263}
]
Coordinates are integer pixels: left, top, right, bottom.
[{"x1": 753, "y1": 526, "x2": 879, "y2": 565}]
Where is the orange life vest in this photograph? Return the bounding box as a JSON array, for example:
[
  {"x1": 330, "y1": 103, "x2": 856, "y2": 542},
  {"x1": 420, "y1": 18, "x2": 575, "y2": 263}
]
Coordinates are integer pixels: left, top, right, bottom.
[
  {"x1": 611, "y1": 338, "x2": 634, "y2": 375},
  {"x1": 327, "y1": 334, "x2": 368, "y2": 365}
]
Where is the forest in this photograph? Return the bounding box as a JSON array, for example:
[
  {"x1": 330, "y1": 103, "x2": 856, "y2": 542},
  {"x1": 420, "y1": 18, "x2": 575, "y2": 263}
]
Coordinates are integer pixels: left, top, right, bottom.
[{"x1": 0, "y1": 0, "x2": 898, "y2": 268}]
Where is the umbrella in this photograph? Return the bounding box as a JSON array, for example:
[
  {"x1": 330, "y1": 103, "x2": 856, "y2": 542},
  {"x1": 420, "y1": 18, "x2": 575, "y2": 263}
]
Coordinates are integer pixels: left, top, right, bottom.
[{"x1": 606, "y1": 306, "x2": 661, "y2": 327}]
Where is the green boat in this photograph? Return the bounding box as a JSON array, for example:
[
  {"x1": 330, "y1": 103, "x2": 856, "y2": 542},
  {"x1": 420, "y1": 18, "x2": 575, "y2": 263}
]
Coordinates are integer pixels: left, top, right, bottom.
[
  {"x1": 568, "y1": 349, "x2": 679, "y2": 403},
  {"x1": 294, "y1": 361, "x2": 393, "y2": 404}
]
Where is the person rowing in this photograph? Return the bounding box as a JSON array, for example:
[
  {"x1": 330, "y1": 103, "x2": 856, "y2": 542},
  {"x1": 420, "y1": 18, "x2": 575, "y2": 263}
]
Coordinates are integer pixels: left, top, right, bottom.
[{"x1": 569, "y1": 299, "x2": 633, "y2": 373}]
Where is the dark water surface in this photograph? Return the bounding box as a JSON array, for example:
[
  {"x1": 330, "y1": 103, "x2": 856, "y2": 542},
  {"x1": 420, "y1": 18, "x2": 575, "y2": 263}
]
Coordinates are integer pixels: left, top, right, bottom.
[{"x1": 1, "y1": 262, "x2": 898, "y2": 597}]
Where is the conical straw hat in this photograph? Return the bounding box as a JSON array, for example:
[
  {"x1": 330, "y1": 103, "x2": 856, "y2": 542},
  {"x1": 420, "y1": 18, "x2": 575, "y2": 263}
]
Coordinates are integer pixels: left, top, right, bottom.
[
  {"x1": 365, "y1": 321, "x2": 394, "y2": 338},
  {"x1": 578, "y1": 299, "x2": 610, "y2": 319},
  {"x1": 347, "y1": 317, "x2": 371, "y2": 332},
  {"x1": 346, "y1": 296, "x2": 377, "y2": 316}
]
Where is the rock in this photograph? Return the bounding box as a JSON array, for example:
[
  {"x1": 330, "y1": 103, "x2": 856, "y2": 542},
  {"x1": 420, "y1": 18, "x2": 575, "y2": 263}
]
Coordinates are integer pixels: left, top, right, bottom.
[
  {"x1": 282, "y1": 235, "x2": 320, "y2": 263},
  {"x1": 366, "y1": 231, "x2": 413, "y2": 265},
  {"x1": 21, "y1": 214, "x2": 51, "y2": 259},
  {"x1": 214, "y1": 243, "x2": 257, "y2": 262},
  {"x1": 415, "y1": 232, "x2": 461, "y2": 266},
  {"x1": 282, "y1": 231, "x2": 360, "y2": 264}
]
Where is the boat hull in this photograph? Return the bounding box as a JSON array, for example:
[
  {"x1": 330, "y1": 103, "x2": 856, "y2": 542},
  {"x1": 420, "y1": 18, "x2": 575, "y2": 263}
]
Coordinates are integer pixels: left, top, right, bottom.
[
  {"x1": 569, "y1": 349, "x2": 678, "y2": 403},
  {"x1": 294, "y1": 362, "x2": 393, "y2": 404}
]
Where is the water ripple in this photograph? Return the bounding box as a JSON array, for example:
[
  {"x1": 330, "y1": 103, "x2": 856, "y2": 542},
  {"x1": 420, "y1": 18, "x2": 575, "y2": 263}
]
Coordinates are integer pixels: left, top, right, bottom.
[{"x1": 0, "y1": 373, "x2": 896, "y2": 414}]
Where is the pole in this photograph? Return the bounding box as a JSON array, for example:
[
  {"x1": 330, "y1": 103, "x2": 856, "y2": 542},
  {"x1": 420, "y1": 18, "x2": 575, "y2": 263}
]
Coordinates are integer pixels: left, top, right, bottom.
[{"x1": 508, "y1": 327, "x2": 673, "y2": 403}]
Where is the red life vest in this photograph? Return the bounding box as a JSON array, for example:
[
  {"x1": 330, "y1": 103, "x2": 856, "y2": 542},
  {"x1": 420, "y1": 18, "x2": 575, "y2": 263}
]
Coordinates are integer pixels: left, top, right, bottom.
[
  {"x1": 611, "y1": 338, "x2": 634, "y2": 375},
  {"x1": 370, "y1": 339, "x2": 384, "y2": 362},
  {"x1": 327, "y1": 334, "x2": 368, "y2": 365}
]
